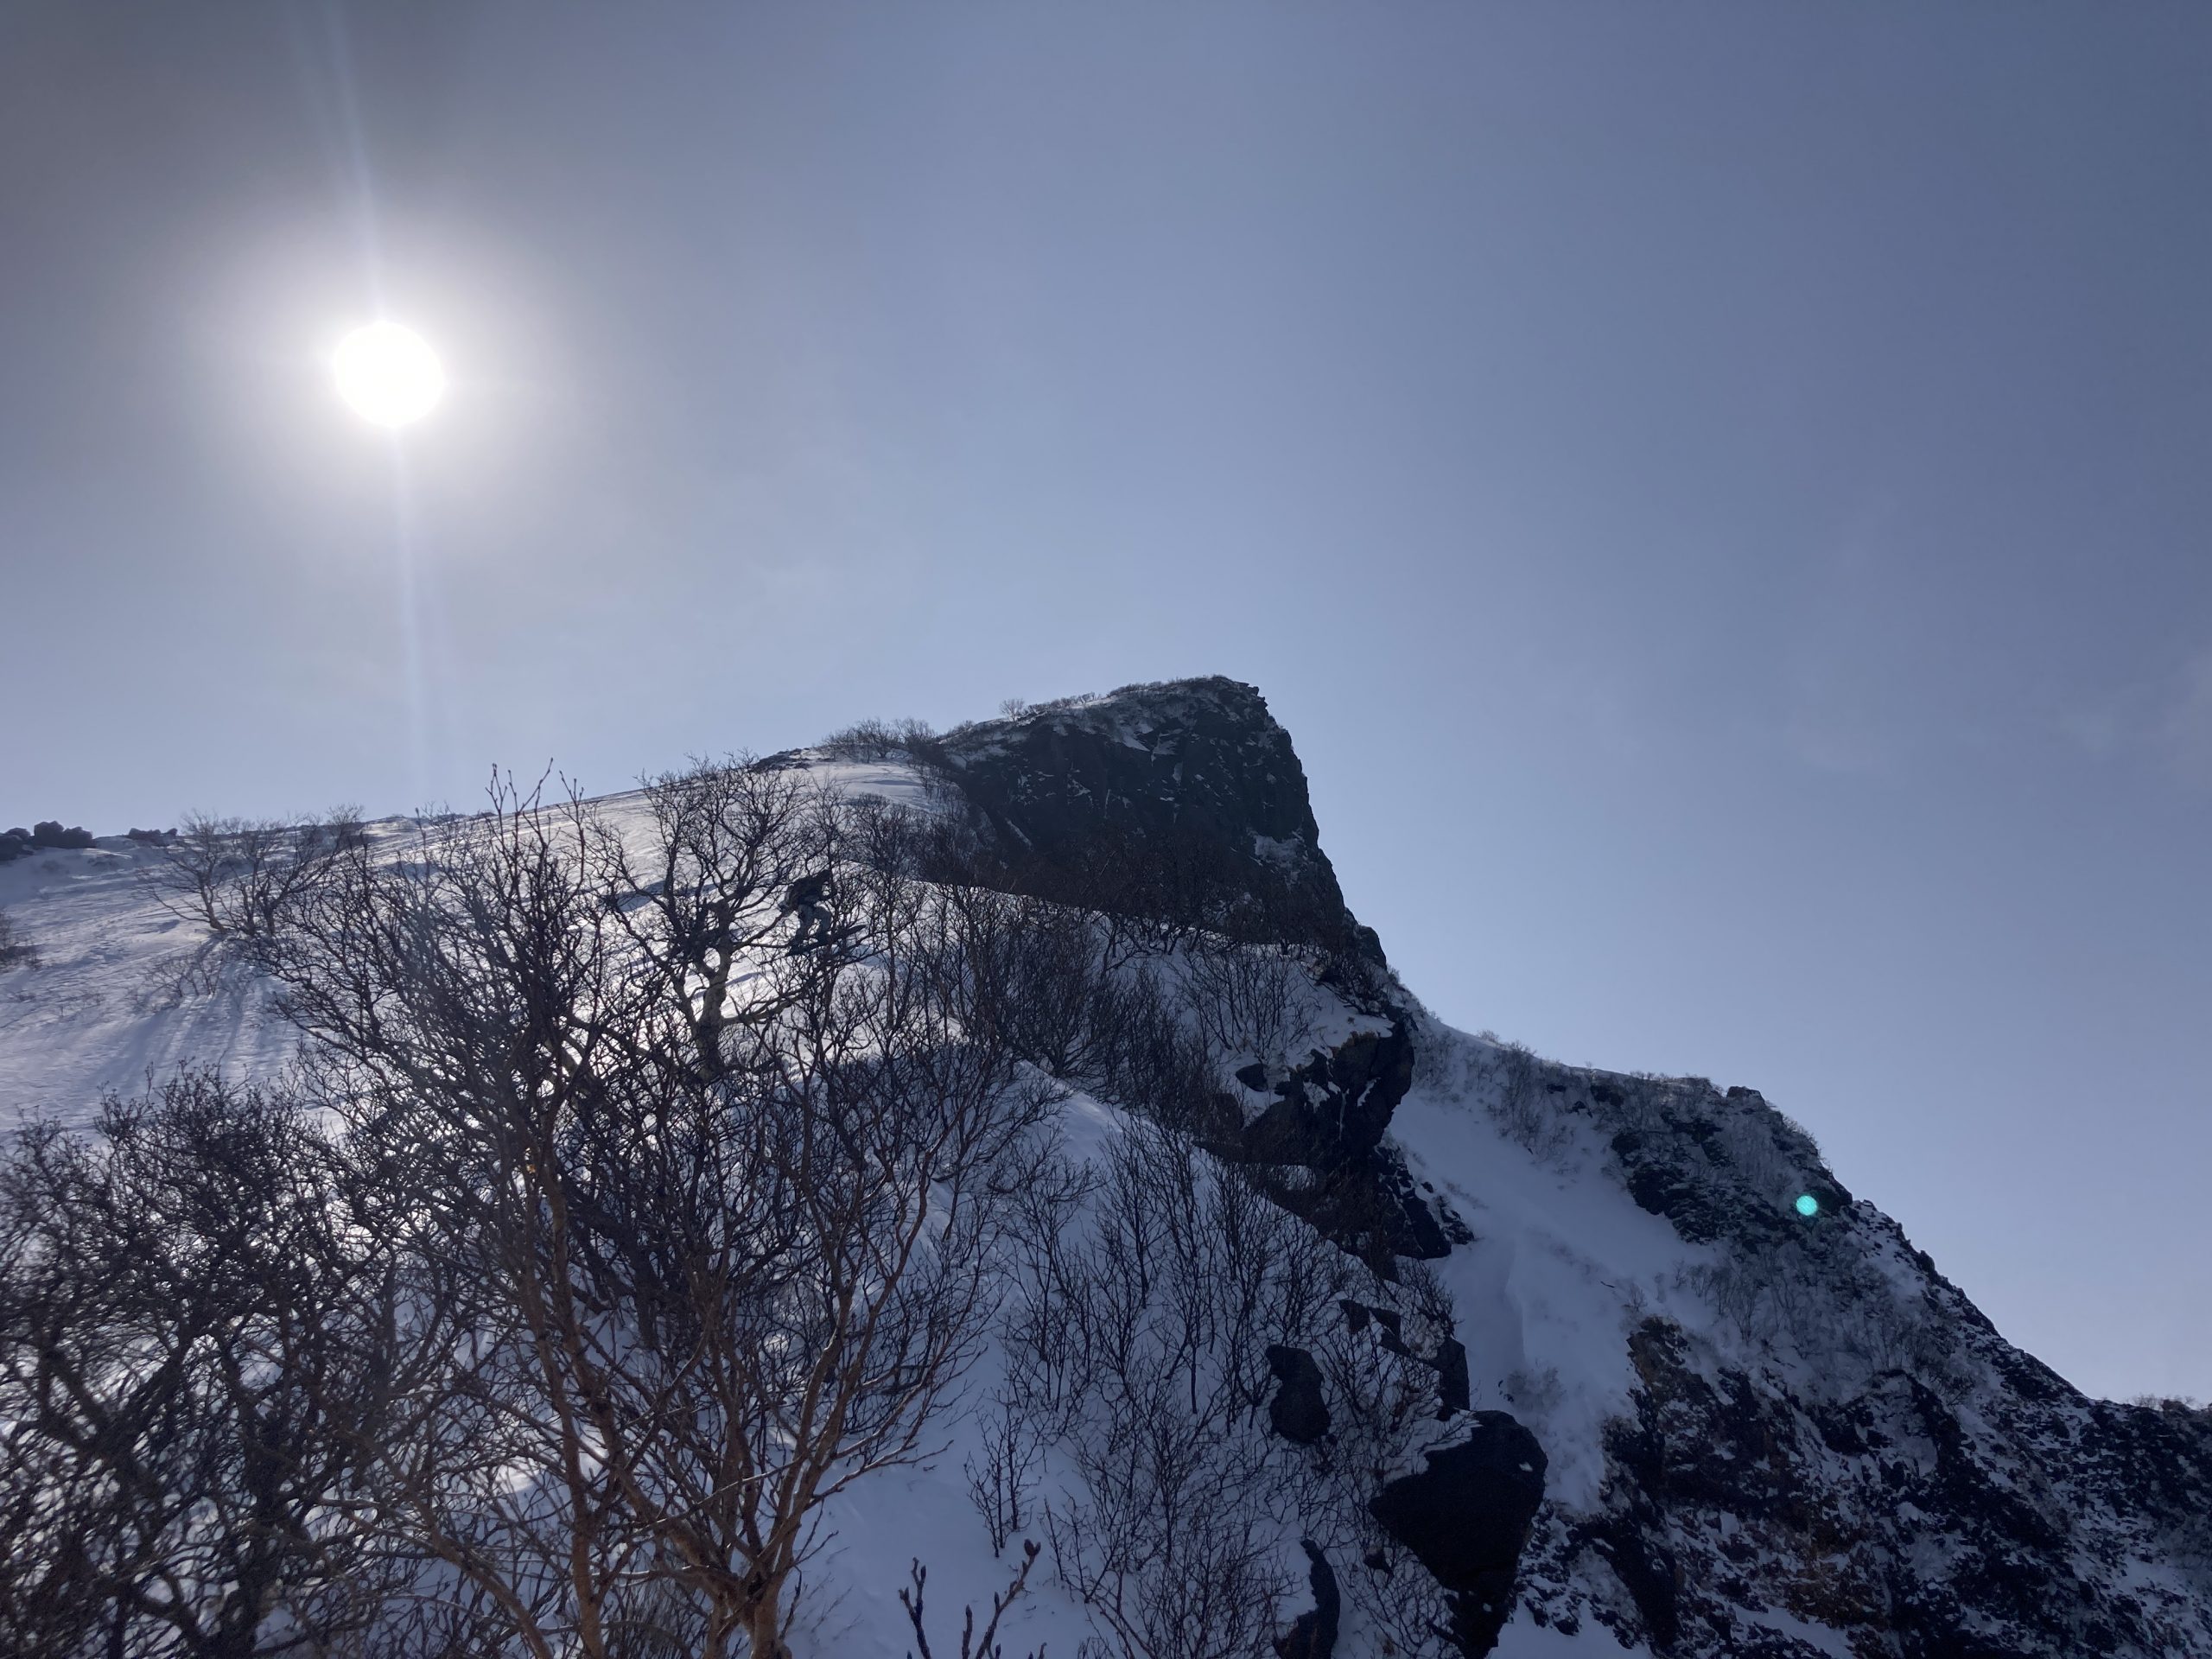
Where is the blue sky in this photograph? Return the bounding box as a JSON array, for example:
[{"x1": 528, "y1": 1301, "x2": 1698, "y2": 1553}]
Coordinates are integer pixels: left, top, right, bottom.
[{"x1": 2, "y1": 3, "x2": 2207, "y2": 1400}]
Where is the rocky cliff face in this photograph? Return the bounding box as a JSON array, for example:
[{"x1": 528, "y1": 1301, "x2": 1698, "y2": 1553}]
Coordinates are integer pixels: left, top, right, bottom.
[
  {"x1": 1502, "y1": 1069, "x2": 2212, "y2": 1658},
  {"x1": 922, "y1": 677, "x2": 2212, "y2": 1658},
  {"x1": 929, "y1": 678, "x2": 1383, "y2": 963}
]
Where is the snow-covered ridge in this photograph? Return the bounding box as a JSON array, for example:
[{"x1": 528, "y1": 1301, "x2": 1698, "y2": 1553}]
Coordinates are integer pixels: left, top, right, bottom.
[{"x1": 0, "y1": 758, "x2": 938, "y2": 1124}]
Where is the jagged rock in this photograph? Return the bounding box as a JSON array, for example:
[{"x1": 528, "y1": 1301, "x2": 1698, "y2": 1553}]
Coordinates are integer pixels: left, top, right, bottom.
[
  {"x1": 1239, "y1": 1019, "x2": 1415, "y2": 1166},
  {"x1": 932, "y1": 677, "x2": 1378, "y2": 961},
  {"x1": 1434, "y1": 1336, "x2": 1471, "y2": 1416},
  {"x1": 31, "y1": 821, "x2": 94, "y2": 850},
  {"x1": 1369, "y1": 1415, "x2": 1548, "y2": 1657},
  {"x1": 1266, "y1": 1344, "x2": 1331, "y2": 1444},
  {"x1": 1233, "y1": 1019, "x2": 1456, "y2": 1265},
  {"x1": 1274, "y1": 1539, "x2": 1340, "y2": 1659},
  {"x1": 1510, "y1": 1306, "x2": 2212, "y2": 1656},
  {"x1": 906, "y1": 681, "x2": 1450, "y2": 1267},
  {"x1": 1605, "y1": 1077, "x2": 1853, "y2": 1252}
]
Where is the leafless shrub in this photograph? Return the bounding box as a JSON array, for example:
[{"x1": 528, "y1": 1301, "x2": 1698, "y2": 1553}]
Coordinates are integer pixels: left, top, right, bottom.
[
  {"x1": 1001, "y1": 1118, "x2": 1451, "y2": 1659},
  {"x1": 151, "y1": 808, "x2": 365, "y2": 981},
  {"x1": 1503, "y1": 1364, "x2": 1565, "y2": 1416},
  {"x1": 1009, "y1": 1125, "x2": 1306, "y2": 1658},
  {"x1": 2133, "y1": 1394, "x2": 2211, "y2": 1418},
  {"x1": 818, "y1": 716, "x2": 941, "y2": 762},
  {"x1": 1683, "y1": 1243, "x2": 1960, "y2": 1388},
  {"x1": 0, "y1": 910, "x2": 35, "y2": 969},
  {"x1": 1184, "y1": 940, "x2": 1316, "y2": 1068},
  {"x1": 944, "y1": 887, "x2": 1114, "y2": 1080},
  {"x1": 1479, "y1": 1039, "x2": 1576, "y2": 1162},
  {"x1": 900, "y1": 1542, "x2": 1044, "y2": 1659},
  {"x1": 966, "y1": 1395, "x2": 1046, "y2": 1557},
  {"x1": 1082, "y1": 965, "x2": 1227, "y2": 1137}
]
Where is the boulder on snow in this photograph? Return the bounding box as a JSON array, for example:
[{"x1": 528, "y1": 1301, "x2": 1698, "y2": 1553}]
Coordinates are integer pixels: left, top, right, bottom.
[
  {"x1": 1273, "y1": 1539, "x2": 1340, "y2": 1659},
  {"x1": 1266, "y1": 1344, "x2": 1331, "y2": 1445},
  {"x1": 1433, "y1": 1336, "x2": 1471, "y2": 1416},
  {"x1": 1369, "y1": 1414, "x2": 1548, "y2": 1658},
  {"x1": 30, "y1": 821, "x2": 94, "y2": 850},
  {"x1": 1237, "y1": 1020, "x2": 1415, "y2": 1166}
]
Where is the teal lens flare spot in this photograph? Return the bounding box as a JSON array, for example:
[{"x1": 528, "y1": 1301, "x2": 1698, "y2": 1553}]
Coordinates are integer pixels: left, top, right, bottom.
[{"x1": 1795, "y1": 1193, "x2": 1820, "y2": 1218}]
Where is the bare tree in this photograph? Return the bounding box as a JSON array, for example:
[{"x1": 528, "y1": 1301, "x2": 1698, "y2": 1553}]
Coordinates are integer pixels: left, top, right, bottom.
[
  {"x1": 1004, "y1": 1122, "x2": 1325, "y2": 1659},
  {"x1": 0, "y1": 1074, "x2": 410, "y2": 1659},
  {"x1": 1182, "y1": 939, "x2": 1317, "y2": 1070},
  {"x1": 964, "y1": 1394, "x2": 1046, "y2": 1558},
  {"x1": 150, "y1": 810, "x2": 365, "y2": 985},
  {"x1": 255, "y1": 765, "x2": 1062, "y2": 1657}
]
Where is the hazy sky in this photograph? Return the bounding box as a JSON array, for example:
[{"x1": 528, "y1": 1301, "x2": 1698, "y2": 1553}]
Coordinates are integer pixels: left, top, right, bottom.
[{"x1": 3, "y1": 3, "x2": 2207, "y2": 1402}]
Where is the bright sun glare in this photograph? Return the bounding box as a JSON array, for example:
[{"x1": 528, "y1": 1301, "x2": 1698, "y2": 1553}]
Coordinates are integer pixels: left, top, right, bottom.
[{"x1": 334, "y1": 321, "x2": 445, "y2": 427}]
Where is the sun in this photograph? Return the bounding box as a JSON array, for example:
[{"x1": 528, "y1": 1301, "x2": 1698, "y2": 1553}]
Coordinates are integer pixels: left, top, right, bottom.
[{"x1": 334, "y1": 321, "x2": 445, "y2": 427}]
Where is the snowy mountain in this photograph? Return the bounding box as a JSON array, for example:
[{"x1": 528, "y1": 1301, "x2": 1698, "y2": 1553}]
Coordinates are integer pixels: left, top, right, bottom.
[{"x1": 2, "y1": 677, "x2": 2207, "y2": 1659}]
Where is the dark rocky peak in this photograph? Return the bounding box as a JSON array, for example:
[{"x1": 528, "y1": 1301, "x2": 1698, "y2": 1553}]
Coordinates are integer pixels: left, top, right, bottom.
[{"x1": 928, "y1": 677, "x2": 1381, "y2": 962}]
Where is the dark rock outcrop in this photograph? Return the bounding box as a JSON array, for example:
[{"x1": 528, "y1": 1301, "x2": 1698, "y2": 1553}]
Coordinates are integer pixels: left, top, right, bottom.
[
  {"x1": 1274, "y1": 1540, "x2": 1340, "y2": 1659},
  {"x1": 1605, "y1": 1081, "x2": 1851, "y2": 1253},
  {"x1": 1433, "y1": 1337, "x2": 1471, "y2": 1416},
  {"x1": 1266, "y1": 1344, "x2": 1332, "y2": 1445},
  {"x1": 931, "y1": 678, "x2": 1379, "y2": 963},
  {"x1": 1509, "y1": 1065, "x2": 2212, "y2": 1656},
  {"x1": 872, "y1": 681, "x2": 1456, "y2": 1274},
  {"x1": 1240, "y1": 1018, "x2": 1415, "y2": 1167},
  {"x1": 1369, "y1": 1416, "x2": 1549, "y2": 1657},
  {"x1": 1512, "y1": 1315, "x2": 2212, "y2": 1656},
  {"x1": 1236, "y1": 1020, "x2": 1460, "y2": 1267}
]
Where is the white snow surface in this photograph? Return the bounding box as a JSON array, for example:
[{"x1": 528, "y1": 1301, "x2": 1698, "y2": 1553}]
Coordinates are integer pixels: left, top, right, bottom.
[{"x1": 1, "y1": 835, "x2": 299, "y2": 1122}]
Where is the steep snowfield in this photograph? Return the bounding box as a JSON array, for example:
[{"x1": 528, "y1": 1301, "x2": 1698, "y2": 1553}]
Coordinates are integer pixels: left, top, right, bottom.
[{"x1": 1390, "y1": 1029, "x2": 1705, "y2": 1518}]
